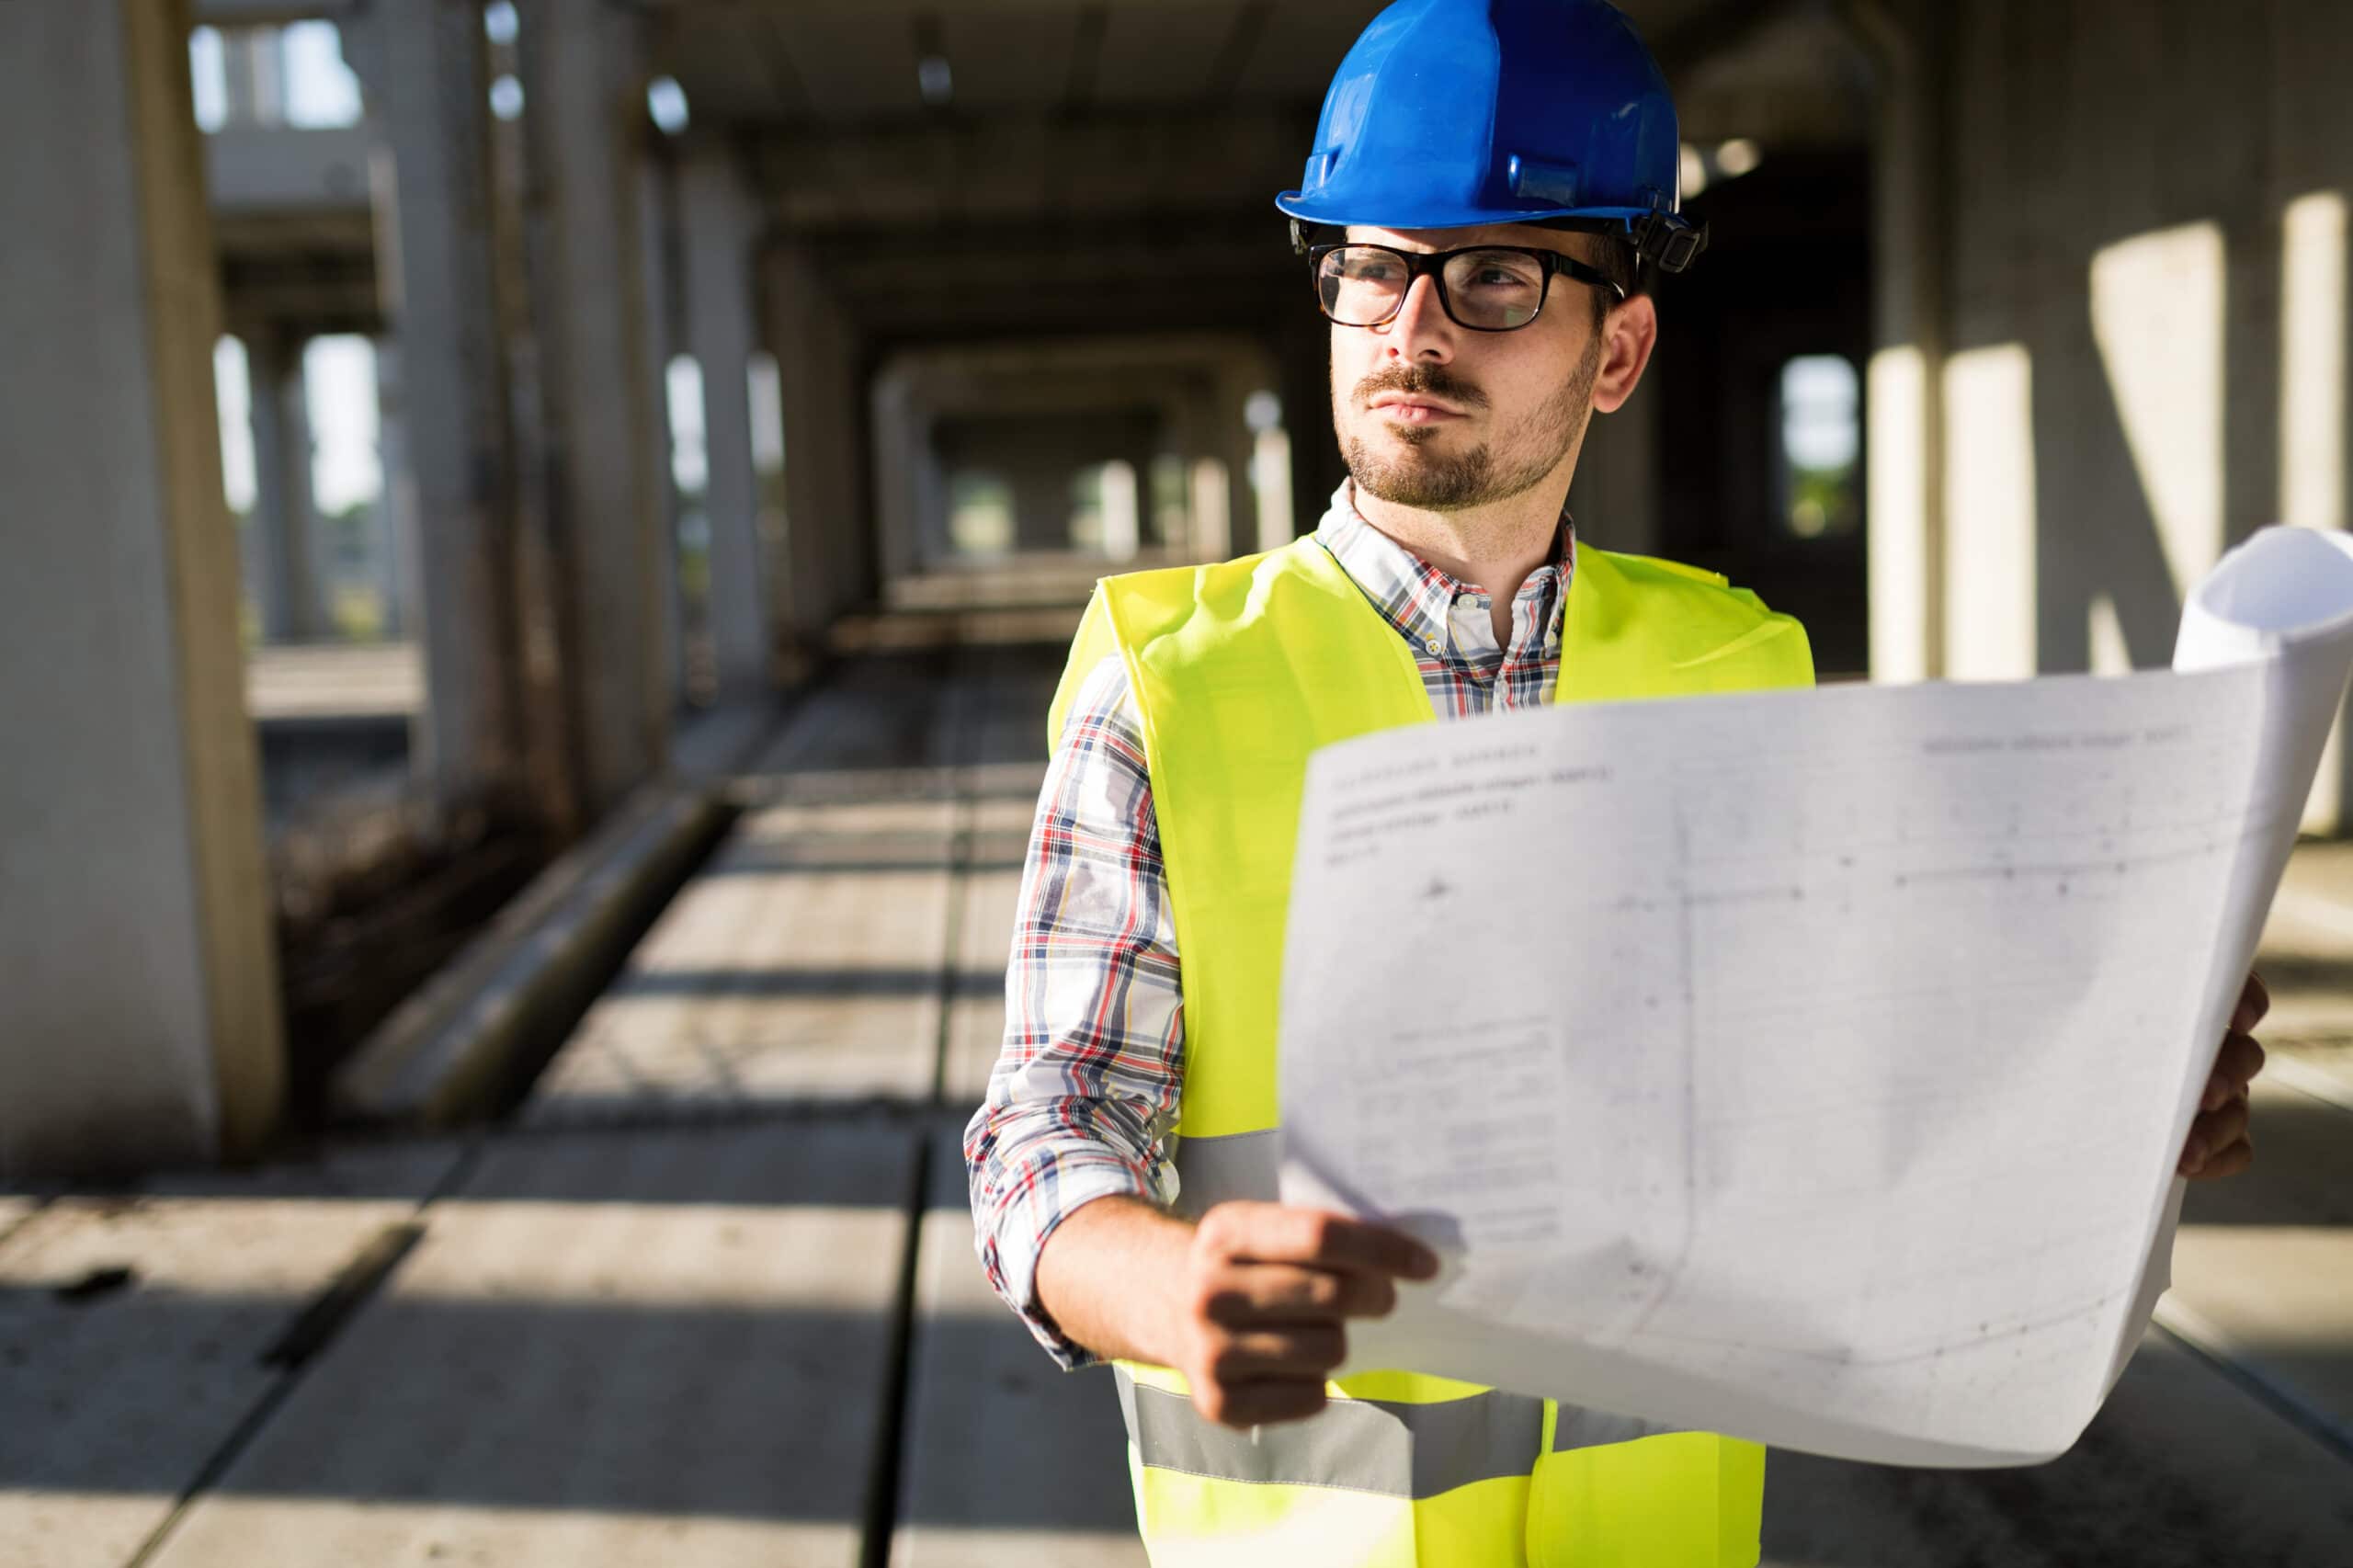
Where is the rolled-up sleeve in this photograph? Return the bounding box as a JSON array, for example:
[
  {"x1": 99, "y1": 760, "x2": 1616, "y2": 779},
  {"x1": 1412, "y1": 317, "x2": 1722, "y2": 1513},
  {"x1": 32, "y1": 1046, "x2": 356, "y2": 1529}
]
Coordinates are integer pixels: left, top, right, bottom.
[{"x1": 963, "y1": 655, "x2": 1186, "y2": 1368}]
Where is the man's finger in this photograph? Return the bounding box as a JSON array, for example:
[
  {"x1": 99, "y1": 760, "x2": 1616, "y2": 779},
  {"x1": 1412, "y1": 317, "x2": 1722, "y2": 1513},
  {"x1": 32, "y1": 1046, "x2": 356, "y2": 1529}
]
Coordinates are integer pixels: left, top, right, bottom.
[
  {"x1": 1203, "y1": 1378, "x2": 1330, "y2": 1429},
  {"x1": 2197, "y1": 1033, "x2": 2266, "y2": 1109},
  {"x1": 2233, "y1": 971, "x2": 2269, "y2": 1033},
  {"x1": 2180, "y1": 1096, "x2": 2254, "y2": 1175},
  {"x1": 1204, "y1": 1263, "x2": 1397, "y2": 1324},
  {"x1": 1222, "y1": 1205, "x2": 1439, "y2": 1280},
  {"x1": 1213, "y1": 1324, "x2": 1347, "y2": 1380},
  {"x1": 2214, "y1": 1029, "x2": 2266, "y2": 1090},
  {"x1": 2202, "y1": 1033, "x2": 2265, "y2": 1109},
  {"x1": 2187, "y1": 1137, "x2": 2254, "y2": 1181}
]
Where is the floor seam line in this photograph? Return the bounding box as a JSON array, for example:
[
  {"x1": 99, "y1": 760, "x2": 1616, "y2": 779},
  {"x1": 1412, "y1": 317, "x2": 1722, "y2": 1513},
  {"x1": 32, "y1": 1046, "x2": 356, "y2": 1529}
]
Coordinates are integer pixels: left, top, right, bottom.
[{"x1": 2152, "y1": 1306, "x2": 2353, "y2": 1466}]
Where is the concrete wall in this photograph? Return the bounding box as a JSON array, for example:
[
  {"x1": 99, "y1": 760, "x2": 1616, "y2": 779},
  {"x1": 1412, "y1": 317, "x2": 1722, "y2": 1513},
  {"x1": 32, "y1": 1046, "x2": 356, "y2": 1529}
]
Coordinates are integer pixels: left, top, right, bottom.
[
  {"x1": 1869, "y1": 0, "x2": 2353, "y2": 815},
  {"x1": 1568, "y1": 369, "x2": 1663, "y2": 558}
]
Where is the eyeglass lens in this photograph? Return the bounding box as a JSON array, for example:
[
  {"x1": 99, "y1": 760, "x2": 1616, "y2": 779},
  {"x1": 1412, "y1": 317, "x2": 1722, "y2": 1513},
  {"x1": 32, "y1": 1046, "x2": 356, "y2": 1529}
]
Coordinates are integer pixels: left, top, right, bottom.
[{"x1": 1315, "y1": 245, "x2": 1549, "y2": 331}]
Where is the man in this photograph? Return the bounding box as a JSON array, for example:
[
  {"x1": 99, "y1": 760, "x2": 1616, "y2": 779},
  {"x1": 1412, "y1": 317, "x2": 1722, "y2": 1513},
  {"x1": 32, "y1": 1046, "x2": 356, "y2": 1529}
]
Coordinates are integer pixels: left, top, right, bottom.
[{"x1": 965, "y1": 1, "x2": 2268, "y2": 1562}]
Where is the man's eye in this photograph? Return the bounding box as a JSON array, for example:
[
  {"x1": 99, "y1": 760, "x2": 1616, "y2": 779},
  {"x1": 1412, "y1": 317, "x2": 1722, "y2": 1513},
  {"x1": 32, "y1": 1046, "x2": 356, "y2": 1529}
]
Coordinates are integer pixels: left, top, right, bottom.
[{"x1": 1450, "y1": 254, "x2": 1540, "y2": 290}]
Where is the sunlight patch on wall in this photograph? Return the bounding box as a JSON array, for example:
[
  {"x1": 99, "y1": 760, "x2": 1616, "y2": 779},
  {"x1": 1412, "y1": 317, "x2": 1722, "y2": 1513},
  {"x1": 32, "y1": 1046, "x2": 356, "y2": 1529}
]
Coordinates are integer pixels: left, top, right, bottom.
[
  {"x1": 1943, "y1": 345, "x2": 2036, "y2": 680},
  {"x1": 1189, "y1": 457, "x2": 1231, "y2": 561},
  {"x1": 212, "y1": 335, "x2": 256, "y2": 515},
  {"x1": 2281, "y1": 193, "x2": 2346, "y2": 533},
  {"x1": 2090, "y1": 221, "x2": 2225, "y2": 595},
  {"x1": 1867, "y1": 346, "x2": 1928, "y2": 682},
  {"x1": 2087, "y1": 593, "x2": 2132, "y2": 676},
  {"x1": 2280, "y1": 193, "x2": 2347, "y2": 832},
  {"x1": 1098, "y1": 460, "x2": 1141, "y2": 562}
]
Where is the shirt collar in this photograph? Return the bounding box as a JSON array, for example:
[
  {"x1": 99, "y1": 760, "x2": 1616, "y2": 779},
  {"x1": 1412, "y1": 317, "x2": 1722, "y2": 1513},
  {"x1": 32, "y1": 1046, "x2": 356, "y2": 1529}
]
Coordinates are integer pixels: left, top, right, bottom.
[{"x1": 1312, "y1": 480, "x2": 1576, "y2": 656}]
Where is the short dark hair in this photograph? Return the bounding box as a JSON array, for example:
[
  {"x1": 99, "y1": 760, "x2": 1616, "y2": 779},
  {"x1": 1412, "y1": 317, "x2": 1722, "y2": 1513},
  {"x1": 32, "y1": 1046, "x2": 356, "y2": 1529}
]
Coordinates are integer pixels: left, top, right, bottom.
[
  {"x1": 1540, "y1": 224, "x2": 1645, "y2": 326},
  {"x1": 1592, "y1": 236, "x2": 1646, "y2": 307}
]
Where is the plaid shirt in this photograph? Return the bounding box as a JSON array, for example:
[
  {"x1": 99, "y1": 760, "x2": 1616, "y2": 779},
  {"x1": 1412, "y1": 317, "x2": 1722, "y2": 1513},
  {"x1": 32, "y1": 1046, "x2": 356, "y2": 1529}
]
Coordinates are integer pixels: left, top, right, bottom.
[{"x1": 964, "y1": 482, "x2": 1577, "y2": 1366}]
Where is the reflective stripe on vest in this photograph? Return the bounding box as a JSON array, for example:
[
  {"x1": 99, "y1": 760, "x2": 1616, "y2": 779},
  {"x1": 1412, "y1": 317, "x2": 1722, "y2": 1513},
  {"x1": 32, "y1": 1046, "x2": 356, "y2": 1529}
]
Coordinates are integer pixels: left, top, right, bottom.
[
  {"x1": 1054, "y1": 534, "x2": 1813, "y2": 1567},
  {"x1": 1116, "y1": 1365, "x2": 1692, "y2": 1496},
  {"x1": 1119, "y1": 1366, "x2": 1550, "y2": 1497}
]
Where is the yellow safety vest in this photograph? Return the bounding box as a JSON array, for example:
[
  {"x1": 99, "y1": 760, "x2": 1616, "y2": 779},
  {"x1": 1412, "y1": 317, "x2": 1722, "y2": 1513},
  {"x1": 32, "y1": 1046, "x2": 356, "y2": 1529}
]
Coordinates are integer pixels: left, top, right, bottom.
[{"x1": 1050, "y1": 533, "x2": 1814, "y2": 1568}]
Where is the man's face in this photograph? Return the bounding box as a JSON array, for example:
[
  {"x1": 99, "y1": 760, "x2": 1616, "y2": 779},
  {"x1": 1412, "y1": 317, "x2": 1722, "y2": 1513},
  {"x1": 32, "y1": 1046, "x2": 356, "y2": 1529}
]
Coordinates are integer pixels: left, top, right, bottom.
[{"x1": 1329, "y1": 223, "x2": 1616, "y2": 513}]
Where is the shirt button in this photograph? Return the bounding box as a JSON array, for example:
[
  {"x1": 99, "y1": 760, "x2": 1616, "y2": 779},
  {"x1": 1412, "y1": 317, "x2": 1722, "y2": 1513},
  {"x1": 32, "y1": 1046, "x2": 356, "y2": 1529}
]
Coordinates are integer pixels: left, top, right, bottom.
[{"x1": 1425, "y1": 637, "x2": 1441, "y2": 653}]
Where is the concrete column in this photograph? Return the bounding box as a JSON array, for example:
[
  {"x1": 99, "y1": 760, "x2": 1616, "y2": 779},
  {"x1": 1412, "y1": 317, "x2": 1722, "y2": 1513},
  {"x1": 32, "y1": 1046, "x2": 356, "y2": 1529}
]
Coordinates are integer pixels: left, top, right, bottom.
[
  {"x1": 221, "y1": 24, "x2": 282, "y2": 127},
  {"x1": 1166, "y1": 382, "x2": 1227, "y2": 560},
  {"x1": 1099, "y1": 459, "x2": 1142, "y2": 562},
  {"x1": 244, "y1": 329, "x2": 327, "y2": 642},
  {"x1": 0, "y1": 0, "x2": 283, "y2": 1173},
  {"x1": 679, "y1": 150, "x2": 769, "y2": 696},
  {"x1": 1127, "y1": 437, "x2": 1163, "y2": 554},
  {"x1": 1846, "y1": 0, "x2": 1949, "y2": 681},
  {"x1": 763, "y1": 239, "x2": 872, "y2": 650},
  {"x1": 749, "y1": 350, "x2": 791, "y2": 641},
  {"x1": 869, "y1": 371, "x2": 924, "y2": 581},
  {"x1": 913, "y1": 426, "x2": 951, "y2": 565},
  {"x1": 518, "y1": 0, "x2": 671, "y2": 808},
  {"x1": 369, "y1": 0, "x2": 520, "y2": 808},
  {"x1": 1189, "y1": 455, "x2": 1233, "y2": 562},
  {"x1": 370, "y1": 337, "x2": 410, "y2": 638},
  {"x1": 1280, "y1": 309, "x2": 1348, "y2": 539},
  {"x1": 635, "y1": 151, "x2": 687, "y2": 710},
  {"x1": 1566, "y1": 361, "x2": 1662, "y2": 554},
  {"x1": 1213, "y1": 375, "x2": 1262, "y2": 560},
  {"x1": 1008, "y1": 452, "x2": 1071, "y2": 552}
]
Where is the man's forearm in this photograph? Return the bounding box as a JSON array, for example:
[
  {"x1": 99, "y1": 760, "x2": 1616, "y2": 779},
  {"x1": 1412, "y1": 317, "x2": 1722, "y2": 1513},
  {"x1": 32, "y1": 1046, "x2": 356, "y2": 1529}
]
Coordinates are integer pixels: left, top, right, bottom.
[{"x1": 1033, "y1": 1194, "x2": 1196, "y2": 1366}]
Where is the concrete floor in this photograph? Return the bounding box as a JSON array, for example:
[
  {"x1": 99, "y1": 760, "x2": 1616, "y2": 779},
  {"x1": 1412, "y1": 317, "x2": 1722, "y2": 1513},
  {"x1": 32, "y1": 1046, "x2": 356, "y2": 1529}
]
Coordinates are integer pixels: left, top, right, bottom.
[{"x1": 8, "y1": 591, "x2": 2353, "y2": 1565}]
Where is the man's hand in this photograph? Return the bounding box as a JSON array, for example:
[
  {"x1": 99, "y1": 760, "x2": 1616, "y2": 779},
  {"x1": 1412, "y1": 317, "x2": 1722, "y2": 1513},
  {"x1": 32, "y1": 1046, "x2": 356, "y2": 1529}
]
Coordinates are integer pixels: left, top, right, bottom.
[
  {"x1": 1033, "y1": 1194, "x2": 1441, "y2": 1430},
  {"x1": 1170, "y1": 1202, "x2": 1440, "y2": 1428},
  {"x1": 2179, "y1": 971, "x2": 2268, "y2": 1180}
]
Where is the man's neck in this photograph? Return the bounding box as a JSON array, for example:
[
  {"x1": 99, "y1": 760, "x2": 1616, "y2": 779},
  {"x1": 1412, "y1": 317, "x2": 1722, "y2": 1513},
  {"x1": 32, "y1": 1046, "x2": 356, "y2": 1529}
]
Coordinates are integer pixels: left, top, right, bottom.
[{"x1": 1350, "y1": 482, "x2": 1571, "y2": 642}]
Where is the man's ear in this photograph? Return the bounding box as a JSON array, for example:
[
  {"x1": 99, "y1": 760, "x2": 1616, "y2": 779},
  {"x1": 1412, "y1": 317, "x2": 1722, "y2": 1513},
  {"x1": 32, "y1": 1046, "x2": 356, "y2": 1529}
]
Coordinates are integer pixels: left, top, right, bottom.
[{"x1": 1590, "y1": 294, "x2": 1659, "y2": 415}]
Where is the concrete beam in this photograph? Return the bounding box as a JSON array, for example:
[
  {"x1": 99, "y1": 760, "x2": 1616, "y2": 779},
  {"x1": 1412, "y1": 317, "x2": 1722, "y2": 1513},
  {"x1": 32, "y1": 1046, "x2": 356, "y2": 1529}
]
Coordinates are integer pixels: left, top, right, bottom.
[
  {"x1": 194, "y1": 0, "x2": 358, "y2": 21},
  {"x1": 0, "y1": 0, "x2": 284, "y2": 1172},
  {"x1": 810, "y1": 214, "x2": 1292, "y2": 339},
  {"x1": 746, "y1": 103, "x2": 1313, "y2": 232},
  {"x1": 203, "y1": 124, "x2": 373, "y2": 215}
]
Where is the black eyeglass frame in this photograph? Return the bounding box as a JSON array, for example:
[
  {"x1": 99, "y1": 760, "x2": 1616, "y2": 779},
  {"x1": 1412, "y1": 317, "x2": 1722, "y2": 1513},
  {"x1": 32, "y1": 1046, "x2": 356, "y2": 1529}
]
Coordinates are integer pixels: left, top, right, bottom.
[{"x1": 1306, "y1": 241, "x2": 1628, "y2": 334}]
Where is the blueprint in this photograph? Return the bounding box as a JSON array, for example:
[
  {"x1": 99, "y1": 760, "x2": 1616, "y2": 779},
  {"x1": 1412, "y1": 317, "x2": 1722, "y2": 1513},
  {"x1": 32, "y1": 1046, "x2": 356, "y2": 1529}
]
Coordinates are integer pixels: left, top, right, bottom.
[{"x1": 1277, "y1": 526, "x2": 2353, "y2": 1465}]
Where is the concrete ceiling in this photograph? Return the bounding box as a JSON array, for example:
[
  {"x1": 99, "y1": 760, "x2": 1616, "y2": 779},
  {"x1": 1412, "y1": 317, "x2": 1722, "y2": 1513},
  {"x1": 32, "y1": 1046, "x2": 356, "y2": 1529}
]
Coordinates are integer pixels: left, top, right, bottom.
[
  {"x1": 659, "y1": 1, "x2": 1867, "y2": 228},
  {"x1": 654, "y1": 0, "x2": 1817, "y2": 130},
  {"x1": 654, "y1": 0, "x2": 1870, "y2": 347}
]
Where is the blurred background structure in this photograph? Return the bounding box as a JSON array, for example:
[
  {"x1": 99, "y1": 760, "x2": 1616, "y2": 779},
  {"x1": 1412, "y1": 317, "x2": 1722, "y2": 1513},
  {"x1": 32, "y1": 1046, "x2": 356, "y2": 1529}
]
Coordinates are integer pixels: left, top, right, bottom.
[{"x1": 3, "y1": 1, "x2": 2351, "y2": 1563}]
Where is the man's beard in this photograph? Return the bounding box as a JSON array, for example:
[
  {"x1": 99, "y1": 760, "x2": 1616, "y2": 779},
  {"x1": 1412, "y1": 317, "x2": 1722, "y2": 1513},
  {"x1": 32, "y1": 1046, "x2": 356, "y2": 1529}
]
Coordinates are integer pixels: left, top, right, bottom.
[{"x1": 1339, "y1": 335, "x2": 1603, "y2": 512}]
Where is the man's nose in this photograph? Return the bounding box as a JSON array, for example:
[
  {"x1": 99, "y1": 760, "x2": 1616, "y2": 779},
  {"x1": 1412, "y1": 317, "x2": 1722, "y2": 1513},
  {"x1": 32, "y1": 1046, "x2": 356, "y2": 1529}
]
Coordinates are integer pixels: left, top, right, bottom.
[{"x1": 1378, "y1": 273, "x2": 1453, "y2": 362}]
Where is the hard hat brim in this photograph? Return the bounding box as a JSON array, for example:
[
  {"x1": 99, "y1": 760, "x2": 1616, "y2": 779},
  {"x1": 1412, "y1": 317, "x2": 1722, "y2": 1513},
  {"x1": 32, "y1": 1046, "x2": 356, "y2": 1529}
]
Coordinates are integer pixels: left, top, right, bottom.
[{"x1": 1275, "y1": 190, "x2": 1654, "y2": 235}]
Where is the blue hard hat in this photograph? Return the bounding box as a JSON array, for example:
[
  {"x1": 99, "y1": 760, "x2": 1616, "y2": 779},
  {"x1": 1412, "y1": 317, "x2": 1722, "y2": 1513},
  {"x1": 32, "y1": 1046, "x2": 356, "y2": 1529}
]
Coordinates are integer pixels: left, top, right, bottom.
[{"x1": 1277, "y1": 0, "x2": 1706, "y2": 271}]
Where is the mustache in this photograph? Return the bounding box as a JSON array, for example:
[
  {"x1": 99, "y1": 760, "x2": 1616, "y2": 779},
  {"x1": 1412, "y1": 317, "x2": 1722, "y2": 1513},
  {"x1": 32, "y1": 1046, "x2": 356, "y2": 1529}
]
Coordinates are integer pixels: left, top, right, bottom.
[{"x1": 1353, "y1": 365, "x2": 1488, "y2": 411}]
